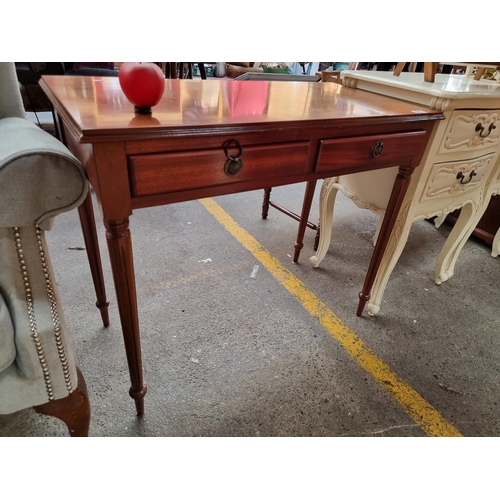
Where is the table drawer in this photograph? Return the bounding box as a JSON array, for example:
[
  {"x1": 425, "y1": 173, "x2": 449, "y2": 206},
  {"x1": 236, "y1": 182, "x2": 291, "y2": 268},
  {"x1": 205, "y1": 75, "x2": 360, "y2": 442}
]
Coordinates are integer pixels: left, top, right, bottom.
[
  {"x1": 315, "y1": 131, "x2": 427, "y2": 173},
  {"x1": 420, "y1": 153, "x2": 496, "y2": 203},
  {"x1": 129, "y1": 141, "x2": 310, "y2": 197},
  {"x1": 438, "y1": 109, "x2": 500, "y2": 155}
]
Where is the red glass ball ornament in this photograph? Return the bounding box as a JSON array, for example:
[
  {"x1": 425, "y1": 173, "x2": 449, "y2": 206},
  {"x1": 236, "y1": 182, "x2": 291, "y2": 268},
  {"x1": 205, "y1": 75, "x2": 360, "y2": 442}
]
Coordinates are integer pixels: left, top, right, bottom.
[{"x1": 118, "y1": 62, "x2": 165, "y2": 114}]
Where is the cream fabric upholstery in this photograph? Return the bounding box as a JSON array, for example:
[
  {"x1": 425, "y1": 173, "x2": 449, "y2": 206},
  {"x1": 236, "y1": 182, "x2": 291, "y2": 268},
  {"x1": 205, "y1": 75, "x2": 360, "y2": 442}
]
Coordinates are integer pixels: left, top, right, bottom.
[
  {"x1": 0, "y1": 62, "x2": 25, "y2": 119},
  {"x1": 0, "y1": 117, "x2": 86, "y2": 229},
  {"x1": 0, "y1": 62, "x2": 88, "y2": 414}
]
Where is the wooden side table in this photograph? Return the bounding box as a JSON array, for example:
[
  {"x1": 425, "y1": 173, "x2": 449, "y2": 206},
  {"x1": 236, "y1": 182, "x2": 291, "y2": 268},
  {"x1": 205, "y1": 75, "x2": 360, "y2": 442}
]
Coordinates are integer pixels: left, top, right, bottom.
[{"x1": 40, "y1": 75, "x2": 442, "y2": 413}]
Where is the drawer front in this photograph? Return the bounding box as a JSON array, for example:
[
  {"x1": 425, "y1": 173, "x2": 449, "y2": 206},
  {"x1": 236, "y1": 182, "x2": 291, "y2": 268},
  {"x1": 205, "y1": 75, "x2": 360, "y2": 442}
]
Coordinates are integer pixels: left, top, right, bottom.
[
  {"x1": 438, "y1": 110, "x2": 500, "y2": 155},
  {"x1": 420, "y1": 153, "x2": 496, "y2": 203},
  {"x1": 129, "y1": 141, "x2": 310, "y2": 197},
  {"x1": 316, "y1": 131, "x2": 427, "y2": 173}
]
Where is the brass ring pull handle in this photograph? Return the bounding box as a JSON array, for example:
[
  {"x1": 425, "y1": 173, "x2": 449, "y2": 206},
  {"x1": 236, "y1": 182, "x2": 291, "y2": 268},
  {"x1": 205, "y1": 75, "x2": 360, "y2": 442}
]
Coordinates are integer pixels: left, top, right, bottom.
[
  {"x1": 456, "y1": 170, "x2": 477, "y2": 185},
  {"x1": 224, "y1": 139, "x2": 244, "y2": 177},
  {"x1": 371, "y1": 141, "x2": 384, "y2": 158},
  {"x1": 475, "y1": 122, "x2": 497, "y2": 138}
]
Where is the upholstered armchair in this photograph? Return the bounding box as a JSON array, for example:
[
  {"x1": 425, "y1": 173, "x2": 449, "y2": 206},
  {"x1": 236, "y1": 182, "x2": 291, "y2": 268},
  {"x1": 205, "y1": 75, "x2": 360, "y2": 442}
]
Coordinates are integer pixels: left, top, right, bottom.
[{"x1": 0, "y1": 62, "x2": 90, "y2": 436}]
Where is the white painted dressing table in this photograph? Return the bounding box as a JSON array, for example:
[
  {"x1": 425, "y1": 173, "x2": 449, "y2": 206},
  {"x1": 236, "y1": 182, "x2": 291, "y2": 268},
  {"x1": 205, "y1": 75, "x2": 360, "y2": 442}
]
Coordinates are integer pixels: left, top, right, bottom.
[{"x1": 311, "y1": 71, "x2": 500, "y2": 315}]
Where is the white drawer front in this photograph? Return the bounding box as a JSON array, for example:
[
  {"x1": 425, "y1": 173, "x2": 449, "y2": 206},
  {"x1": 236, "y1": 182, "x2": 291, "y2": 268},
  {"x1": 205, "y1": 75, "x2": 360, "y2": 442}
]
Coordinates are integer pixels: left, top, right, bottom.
[
  {"x1": 421, "y1": 153, "x2": 496, "y2": 202},
  {"x1": 438, "y1": 110, "x2": 500, "y2": 155}
]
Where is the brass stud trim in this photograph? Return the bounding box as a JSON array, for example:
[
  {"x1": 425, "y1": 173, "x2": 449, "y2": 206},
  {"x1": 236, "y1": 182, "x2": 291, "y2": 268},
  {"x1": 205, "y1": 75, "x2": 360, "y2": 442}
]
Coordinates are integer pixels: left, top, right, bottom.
[
  {"x1": 13, "y1": 226, "x2": 54, "y2": 401},
  {"x1": 35, "y1": 225, "x2": 73, "y2": 394}
]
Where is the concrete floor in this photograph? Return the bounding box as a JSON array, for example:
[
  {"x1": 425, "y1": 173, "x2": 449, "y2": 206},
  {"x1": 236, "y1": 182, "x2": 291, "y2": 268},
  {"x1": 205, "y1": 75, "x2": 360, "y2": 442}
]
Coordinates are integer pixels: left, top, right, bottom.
[{"x1": 1, "y1": 181, "x2": 499, "y2": 437}]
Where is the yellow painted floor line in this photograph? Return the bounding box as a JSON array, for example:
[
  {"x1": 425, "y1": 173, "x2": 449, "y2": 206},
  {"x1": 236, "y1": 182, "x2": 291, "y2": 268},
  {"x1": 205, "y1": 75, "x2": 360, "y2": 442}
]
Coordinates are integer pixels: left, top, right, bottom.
[{"x1": 199, "y1": 198, "x2": 462, "y2": 437}]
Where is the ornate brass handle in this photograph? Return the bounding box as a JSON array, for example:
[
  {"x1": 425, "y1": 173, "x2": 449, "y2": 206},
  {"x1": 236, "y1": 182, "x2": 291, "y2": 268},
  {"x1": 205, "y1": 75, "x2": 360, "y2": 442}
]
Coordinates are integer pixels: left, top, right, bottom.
[
  {"x1": 475, "y1": 122, "x2": 497, "y2": 138},
  {"x1": 371, "y1": 141, "x2": 384, "y2": 158},
  {"x1": 224, "y1": 139, "x2": 243, "y2": 177},
  {"x1": 456, "y1": 170, "x2": 477, "y2": 185}
]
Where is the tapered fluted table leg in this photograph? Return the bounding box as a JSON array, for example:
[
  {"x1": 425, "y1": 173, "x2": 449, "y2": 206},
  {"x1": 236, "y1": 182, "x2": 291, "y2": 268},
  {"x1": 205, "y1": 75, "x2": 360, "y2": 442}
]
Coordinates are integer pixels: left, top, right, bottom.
[
  {"x1": 78, "y1": 191, "x2": 110, "y2": 327},
  {"x1": 262, "y1": 188, "x2": 272, "y2": 219},
  {"x1": 357, "y1": 163, "x2": 415, "y2": 316},
  {"x1": 104, "y1": 218, "x2": 147, "y2": 415},
  {"x1": 293, "y1": 180, "x2": 317, "y2": 263}
]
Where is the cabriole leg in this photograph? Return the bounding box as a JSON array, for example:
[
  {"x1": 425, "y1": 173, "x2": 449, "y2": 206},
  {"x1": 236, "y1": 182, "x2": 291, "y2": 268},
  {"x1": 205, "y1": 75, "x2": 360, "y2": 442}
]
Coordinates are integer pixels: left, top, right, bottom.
[{"x1": 34, "y1": 366, "x2": 90, "y2": 437}]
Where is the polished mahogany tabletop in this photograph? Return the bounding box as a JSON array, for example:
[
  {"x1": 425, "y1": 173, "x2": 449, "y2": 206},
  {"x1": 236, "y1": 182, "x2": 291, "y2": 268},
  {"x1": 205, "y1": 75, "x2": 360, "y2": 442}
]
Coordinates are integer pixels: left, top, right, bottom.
[{"x1": 40, "y1": 76, "x2": 442, "y2": 142}]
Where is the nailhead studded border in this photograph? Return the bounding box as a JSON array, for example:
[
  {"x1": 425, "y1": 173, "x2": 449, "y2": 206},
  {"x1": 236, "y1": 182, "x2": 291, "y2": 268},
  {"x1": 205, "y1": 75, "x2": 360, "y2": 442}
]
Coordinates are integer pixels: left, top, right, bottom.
[
  {"x1": 14, "y1": 226, "x2": 54, "y2": 401},
  {"x1": 35, "y1": 225, "x2": 73, "y2": 394},
  {"x1": 13, "y1": 225, "x2": 74, "y2": 401}
]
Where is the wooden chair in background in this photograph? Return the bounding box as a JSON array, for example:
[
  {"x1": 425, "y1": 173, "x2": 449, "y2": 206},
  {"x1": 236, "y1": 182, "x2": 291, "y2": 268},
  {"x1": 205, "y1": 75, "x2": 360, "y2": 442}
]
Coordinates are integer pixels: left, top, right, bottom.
[
  {"x1": 160, "y1": 63, "x2": 207, "y2": 79},
  {"x1": 394, "y1": 62, "x2": 500, "y2": 82}
]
